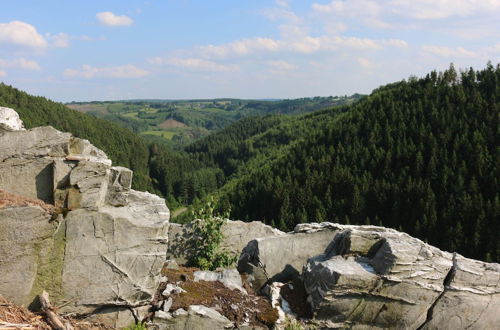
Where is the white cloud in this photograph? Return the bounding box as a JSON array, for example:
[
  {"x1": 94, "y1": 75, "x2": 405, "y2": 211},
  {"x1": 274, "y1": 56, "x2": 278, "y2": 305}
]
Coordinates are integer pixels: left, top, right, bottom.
[
  {"x1": 200, "y1": 37, "x2": 281, "y2": 58},
  {"x1": 268, "y1": 60, "x2": 296, "y2": 70},
  {"x1": 421, "y1": 45, "x2": 479, "y2": 58},
  {"x1": 96, "y1": 12, "x2": 134, "y2": 27},
  {"x1": 0, "y1": 21, "x2": 47, "y2": 50},
  {"x1": 0, "y1": 70, "x2": 6, "y2": 77},
  {"x1": 151, "y1": 57, "x2": 238, "y2": 72},
  {"x1": 358, "y1": 57, "x2": 374, "y2": 69},
  {"x1": 276, "y1": 0, "x2": 289, "y2": 7},
  {"x1": 0, "y1": 57, "x2": 41, "y2": 70},
  {"x1": 49, "y1": 32, "x2": 70, "y2": 48},
  {"x1": 196, "y1": 34, "x2": 406, "y2": 59},
  {"x1": 63, "y1": 64, "x2": 148, "y2": 79}
]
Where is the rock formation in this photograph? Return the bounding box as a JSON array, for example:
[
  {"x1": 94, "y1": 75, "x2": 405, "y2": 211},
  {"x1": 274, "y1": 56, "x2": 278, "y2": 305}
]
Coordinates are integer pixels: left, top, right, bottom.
[
  {"x1": 239, "y1": 222, "x2": 500, "y2": 329},
  {"x1": 0, "y1": 108, "x2": 169, "y2": 327}
]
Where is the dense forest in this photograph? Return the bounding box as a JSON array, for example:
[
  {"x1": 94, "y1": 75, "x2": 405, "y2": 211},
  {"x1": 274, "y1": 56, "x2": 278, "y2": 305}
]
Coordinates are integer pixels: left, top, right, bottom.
[
  {"x1": 187, "y1": 64, "x2": 498, "y2": 262},
  {"x1": 1, "y1": 64, "x2": 498, "y2": 262}
]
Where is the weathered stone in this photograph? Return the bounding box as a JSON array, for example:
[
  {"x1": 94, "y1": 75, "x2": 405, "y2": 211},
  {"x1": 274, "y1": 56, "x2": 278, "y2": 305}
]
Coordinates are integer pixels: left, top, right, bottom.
[
  {"x1": 100, "y1": 189, "x2": 170, "y2": 226},
  {"x1": 421, "y1": 254, "x2": 500, "y2": 329},
  {"x1": 193, "y1": 269, "x2": 246, "y2": 293},
  {"x1": 0, "y1": 107, "x2": 25, "y2": 131},
  {"x1": 81, "y1": 306, "x2": 136, "y2": 328},
  {"x1": 167, "y1": 220, "x2": 283, "y2": 266},
  {"x1": 302, "y1": 225, "x2": 454, "y2": 329},
  {"x1": 0, "y1": 126, "x2": 71, "y2": 162},
  {"x1": 68, "y1": 161, "x2": 110, "y2": 210},
  {"x1": 0, "y1": 158, "x2": 55, "y2": 204},
  {"x1": 68, "y1": 137, "x2": 112, "y2": 166},
  {"x1": 60, "y1": 207, "x2": 169, "y2": 315},
  {"x1": 238, "y1": 224, "x2": 342, "y2": 290},
  {"x1": 0, "y1": 205, "x2": 58, "y2": 306},
  {"x1": 153, "y1": 305, "x2": 233, "y2": 330}
]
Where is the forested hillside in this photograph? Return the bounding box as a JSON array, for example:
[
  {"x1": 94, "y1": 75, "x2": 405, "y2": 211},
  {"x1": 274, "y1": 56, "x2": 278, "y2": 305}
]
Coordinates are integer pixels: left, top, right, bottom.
[{"x1": 187, "y1": 64, "x2": 499, "y2": 262}]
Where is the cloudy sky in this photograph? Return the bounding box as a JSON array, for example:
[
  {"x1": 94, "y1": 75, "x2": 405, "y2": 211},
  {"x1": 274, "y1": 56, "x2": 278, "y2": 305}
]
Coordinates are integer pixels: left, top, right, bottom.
[{"x1": 1, "y1": 0, "x2": 499, "y2": 102}]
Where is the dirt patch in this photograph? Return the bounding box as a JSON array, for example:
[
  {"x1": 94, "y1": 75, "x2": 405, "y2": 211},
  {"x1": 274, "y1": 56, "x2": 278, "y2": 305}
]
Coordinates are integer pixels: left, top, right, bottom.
[
  {"x1": 158, "y1": 119, "x2": 187, "y2": 128},
  {"x1": 0, "y1": 189, "x2": 54, "y2": 213},
  {"x1": 157, "y1": 265, "x2": 278, "y2": 328},
  {"x1": 280, "y1": 279, "x2": 313, "y2": 319}
]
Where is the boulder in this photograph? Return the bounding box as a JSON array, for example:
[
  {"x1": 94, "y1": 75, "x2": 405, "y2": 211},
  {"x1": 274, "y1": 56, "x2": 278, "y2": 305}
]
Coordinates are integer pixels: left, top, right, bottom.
[
  {"x1": 302, "y1": 224, "x2": 500, "y2": 329},
  {"x1": 153, "y1": 305, "x2": 233, "y2": 330},
  {"x1": 0, "y1": 106, "x2": 25, "y2": 131},
  {"x1": 238, "y1": 223, "x2": 342, "y2": 290},
  {"x1": 60, "y1": 206, "x2": 169, "y2": 315},
  {"x1": 167, "y1": 220, "x2": 283, "y2": 266},
  {"x1": 193, "y1": 269, "x2": 246, "y2": 293}
]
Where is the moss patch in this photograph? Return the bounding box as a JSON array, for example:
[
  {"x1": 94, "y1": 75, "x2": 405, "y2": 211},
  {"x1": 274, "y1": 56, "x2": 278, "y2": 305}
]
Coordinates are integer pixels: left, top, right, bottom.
[{"x1": 29, "y1": 219, "x2": 67, "y2": 307}]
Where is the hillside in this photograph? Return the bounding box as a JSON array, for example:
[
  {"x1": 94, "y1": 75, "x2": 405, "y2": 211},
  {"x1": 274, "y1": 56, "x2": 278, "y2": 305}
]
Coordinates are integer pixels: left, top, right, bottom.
[
  {"x1": 186, "y1": 64, "x2": 499, "y2": 262},
  {"x1": 67, "y1": 95, "x2": 363, "y2": 147}
]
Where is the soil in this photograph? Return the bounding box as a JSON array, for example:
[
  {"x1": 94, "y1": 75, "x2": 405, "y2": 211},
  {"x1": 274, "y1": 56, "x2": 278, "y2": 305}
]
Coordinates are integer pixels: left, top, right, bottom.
[
  {"x1": 157, "y1": 265, "x2": 278, "y2": 328},
  {"x1": 0, "y1": 190, "x2": 54, "y2": 213},
  {"x1": 280, "y1": 279, "x2": 313, "y2": 319}
]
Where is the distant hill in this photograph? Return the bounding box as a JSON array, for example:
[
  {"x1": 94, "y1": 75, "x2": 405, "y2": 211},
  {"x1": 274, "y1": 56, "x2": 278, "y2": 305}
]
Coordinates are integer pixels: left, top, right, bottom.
[{"x1": 66, "y1": 95, "x2": 364, "y2": 147}]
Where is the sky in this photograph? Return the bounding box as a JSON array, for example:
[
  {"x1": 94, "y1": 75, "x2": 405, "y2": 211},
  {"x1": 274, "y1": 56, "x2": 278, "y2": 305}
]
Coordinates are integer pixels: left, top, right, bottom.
[{"x1": 1, "y1": 0, "x2": 499, "y2": 102}]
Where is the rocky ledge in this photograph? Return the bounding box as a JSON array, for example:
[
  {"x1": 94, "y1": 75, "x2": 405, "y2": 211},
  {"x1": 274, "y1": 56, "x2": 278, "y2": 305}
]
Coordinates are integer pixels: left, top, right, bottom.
[{"x1": 1, "y1": 108, "x2": 499, "y2": 329}]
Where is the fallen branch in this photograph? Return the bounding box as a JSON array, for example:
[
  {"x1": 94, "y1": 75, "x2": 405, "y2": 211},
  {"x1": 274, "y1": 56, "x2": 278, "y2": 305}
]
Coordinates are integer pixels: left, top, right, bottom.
[
  {"x1": 0, "y1": 321, "x2": 33, "y2": 329},
  {"x1": 38, "y1": 291, "x2": 73, "y2": 330}
]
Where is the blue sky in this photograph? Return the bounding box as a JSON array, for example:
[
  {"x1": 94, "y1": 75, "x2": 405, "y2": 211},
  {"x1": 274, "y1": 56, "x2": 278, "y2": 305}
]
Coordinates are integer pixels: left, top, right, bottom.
[{"x1": 1, "y1": 0, "x2": 499, "y2": 102}]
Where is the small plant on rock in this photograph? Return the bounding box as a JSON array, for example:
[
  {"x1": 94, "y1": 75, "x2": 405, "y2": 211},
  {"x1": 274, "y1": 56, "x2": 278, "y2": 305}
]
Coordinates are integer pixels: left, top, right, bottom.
[{"x1": 190, "y1": 197, "x2": 237, "y2": 270}]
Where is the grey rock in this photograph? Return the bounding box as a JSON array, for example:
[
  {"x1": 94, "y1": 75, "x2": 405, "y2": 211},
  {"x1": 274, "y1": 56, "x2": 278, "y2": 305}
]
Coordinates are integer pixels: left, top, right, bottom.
[
  {"x1": 421, "y1": 254, "x2": 500, "y2": 329},
  {"x1": 193, "y1": 268, "x2": 246, "y2": 293},
  {"x1": 162, "y1": 284, "x2": 186, "y2": 296},
  {"x1": 0, "y1": 206, "x2": 59, "y2": 306},
  {"x1": 0, "y1": 158, "x2": 55, "y2": 204},
  {"x1": 60, "y1": 208, "x2": 169, "y2": 315},
  {"x1": 0, "y1": 126, "x2": 71, "y2": 162},
  {"x1": 67, "y1": 137, "x2": 111, "y2": 166},
  {"x1": 68, "y1": 161, "x2": 110, "y2": 210},
  {"x1": 153, "y1": 305, "x2": 233, "y2": 330},
  {"x1": 301, "y1": 224, "x2": 500, "y2": 329},
  {"x1": 238, "y1": 224, "x2": 342, "y2": 290},
  {"x1": 0, "y1": 107, "x2": 25, "y2": 131},
  {"x1": 100, "y1": 189, "x2": 170, "y2": 226}
]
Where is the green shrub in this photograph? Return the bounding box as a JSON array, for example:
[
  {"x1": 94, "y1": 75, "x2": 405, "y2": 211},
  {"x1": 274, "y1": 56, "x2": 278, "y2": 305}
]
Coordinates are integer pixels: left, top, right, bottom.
[{"x1": 190, "y1": 198, "x2": 237, "y2": 270}]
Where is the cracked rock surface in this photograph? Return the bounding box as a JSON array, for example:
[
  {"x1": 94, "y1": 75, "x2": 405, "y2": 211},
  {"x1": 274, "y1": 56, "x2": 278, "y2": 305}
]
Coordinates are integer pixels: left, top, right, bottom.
[{"x1": 300, "y1": 224, "x2": 500, "y2": 329}]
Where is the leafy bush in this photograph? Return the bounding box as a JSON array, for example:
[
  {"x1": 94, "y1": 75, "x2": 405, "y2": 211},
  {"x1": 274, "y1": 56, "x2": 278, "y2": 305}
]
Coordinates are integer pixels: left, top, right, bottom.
[
  {"x1": 190, "y1": 198, "x2": 237, "y2": 270},
  {"x1": 124, "y1": 322, "x2": 148, "y2": 330}
]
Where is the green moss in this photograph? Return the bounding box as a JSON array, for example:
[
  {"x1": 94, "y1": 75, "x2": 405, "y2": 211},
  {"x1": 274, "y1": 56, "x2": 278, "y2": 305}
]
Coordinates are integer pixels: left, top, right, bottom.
[{"x1": 29, "y1": 219, "x2": 67, "y2": 305}]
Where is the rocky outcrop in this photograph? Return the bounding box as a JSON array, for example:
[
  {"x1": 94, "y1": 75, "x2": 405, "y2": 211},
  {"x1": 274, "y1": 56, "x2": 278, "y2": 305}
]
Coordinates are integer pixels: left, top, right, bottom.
[
  {"x1": 0, "y1": 106, "x2": 25, "y2": 131},
  {"x1": 0, "y1": 111, "x2": 170, "y2": 327}
]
